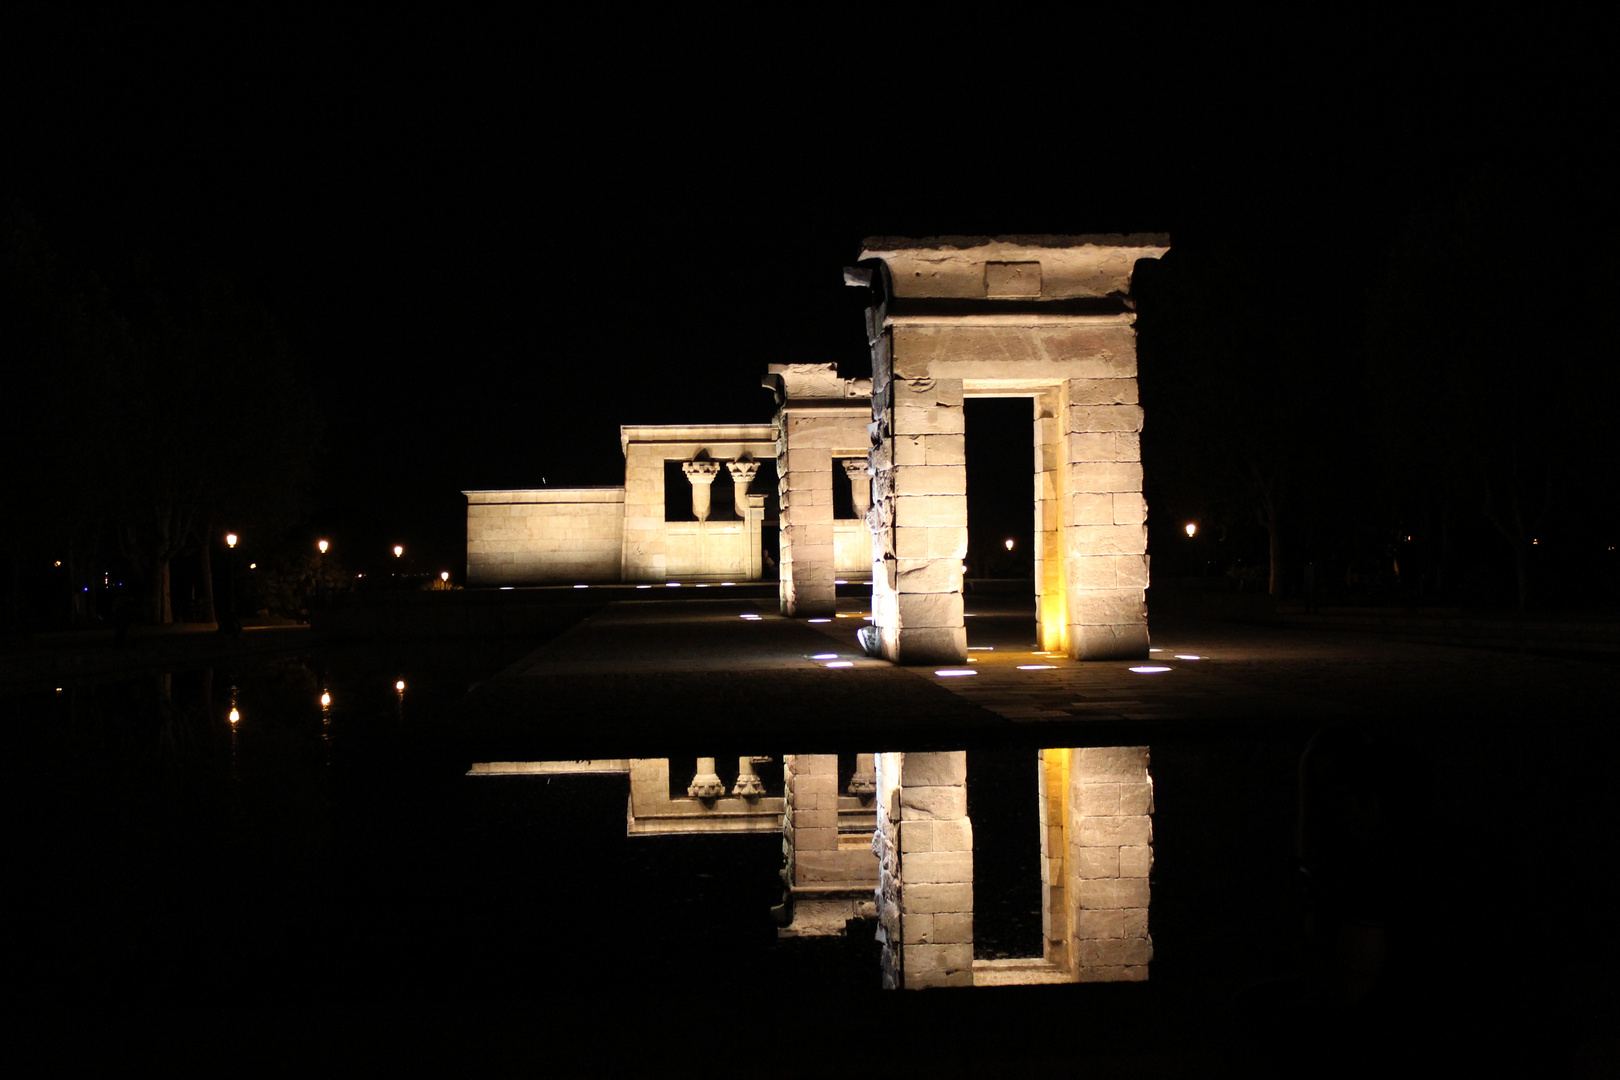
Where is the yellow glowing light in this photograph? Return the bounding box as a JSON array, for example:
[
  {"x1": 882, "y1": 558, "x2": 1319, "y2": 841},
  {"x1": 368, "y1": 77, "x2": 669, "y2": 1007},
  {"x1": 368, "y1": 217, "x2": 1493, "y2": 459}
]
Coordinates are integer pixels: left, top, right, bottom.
[
  {"x1": 229, "y1": 708, "x2": 240, "y2": 724},
  {"x1": 395, "y1": 680, "x2": 405, "y2": 692},
  {"x1": 318, "y1": 540, "x2": 329, "y2": 554},
  {"x1": 320, "y1": 691, "x2": 331, "y2": 707},
  {"x1": 1004, "y1": 539, "x2": 1014, "y2": 551},
  {"x1": 442, "y1": 571, "x2": 450, "y2": 582},
  {"x1": 249, "y1": 563, "x2": 257, "y2": 570},
  {"x1": 226, "y1": 533, "x2": 238, "y2": 548},
  {"x1": 1017, "y1": 664, "x2": 1056, "y2": 670},
  {"x1": 393, "y1": 545, "x2": 403, "y2": 557},
  {"x1": 54, "y1": 560, "x2": 61, "y2": 567},
  {"x1": 966, "y1": 657, "x2": 978, "y2": 662},
  {"x1": 1129, "y1": 666, "x2": 1171, "y2": 674},
  {"x1": 935, "y1": 669, "x2": 977, "y2": 677},
  {"x1": 1184, "y1": 523, "x2": 1196, "y2": 538}
]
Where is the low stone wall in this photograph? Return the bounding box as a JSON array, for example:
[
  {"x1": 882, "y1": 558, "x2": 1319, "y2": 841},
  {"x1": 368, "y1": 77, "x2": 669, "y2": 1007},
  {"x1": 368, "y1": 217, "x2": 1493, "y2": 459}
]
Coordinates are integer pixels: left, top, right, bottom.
[{"x1": 466, "y1": 488, "x2": 625, "y2": 586}]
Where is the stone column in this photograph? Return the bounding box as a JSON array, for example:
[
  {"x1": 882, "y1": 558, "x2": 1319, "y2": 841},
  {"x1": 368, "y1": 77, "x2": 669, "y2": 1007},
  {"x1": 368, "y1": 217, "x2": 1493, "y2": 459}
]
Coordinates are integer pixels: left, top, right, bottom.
[
  {"x1": 727, "y1": 458, "x2": 759, "y2": 513},
  {"x1": 842, "y1": 458, "x2": 872, "y2": 522},
  {"x1": 688, "y1": 756, "x2": 726, "y2": 798},
  {"x1": 682, "y1": 459, "x2": 721, "y2": 522},
  {"x1": 1062, "y1": 379, "x2": 1150, "y2": 659},
  {"x1": 732, "y1": 755, "x2": 766, "y2": 797},
  {"x1": 874, "y1": 751, "x2": 974, "y2": 988},
  {"x1": 778, "y1": 753, "x2": 878, "y2": 937},
  {"x1": 847, "y1": 752, "x2": 876, "y2": 796},
  {"x1": 1066, "y1": 746, "x2": 1154, "y2": 982},
  {"x1": 744, "y1": 494, "x2": 766, "y2": 580},
  {"x1": 868, "y1": 367, "x2": 967, "y2": 664}
]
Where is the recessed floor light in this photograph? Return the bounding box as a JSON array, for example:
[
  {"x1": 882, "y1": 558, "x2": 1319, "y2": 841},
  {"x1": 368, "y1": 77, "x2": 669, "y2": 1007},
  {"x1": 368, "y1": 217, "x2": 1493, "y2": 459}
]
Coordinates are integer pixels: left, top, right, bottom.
[
  {"x1": 1174, "y1": 654, "x2": 1202, "y2": 660},
  {"x1": 1017, "y1": 664, "x2": 1056, "y2": 670},
  {"x1": 935, "y1": 669, "x2": 977, "y2": 677},
  {"x1": 825, "y1": 661, "x2": 853, "y2": 668},
  {"x1": 1129, "y1": 666, "x2": 1171, "y2": 674}
]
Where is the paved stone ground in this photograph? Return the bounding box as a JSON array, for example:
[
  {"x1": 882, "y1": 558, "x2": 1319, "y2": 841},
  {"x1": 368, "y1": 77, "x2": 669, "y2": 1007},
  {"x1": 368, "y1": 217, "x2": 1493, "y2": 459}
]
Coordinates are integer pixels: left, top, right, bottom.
[{"x1": 455, "y1": 593, "x2": 1615, "y2": 759}]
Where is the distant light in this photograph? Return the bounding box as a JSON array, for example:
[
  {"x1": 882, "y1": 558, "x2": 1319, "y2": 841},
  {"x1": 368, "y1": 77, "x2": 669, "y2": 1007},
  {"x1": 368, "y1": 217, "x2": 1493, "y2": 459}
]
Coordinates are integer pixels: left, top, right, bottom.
[
  {"x1": 320, "y1": 691, "x2": 332, "y2": 706},
  {"x1": 935, "y1": 669, "x2": 977, "y2": 677},
  {"x1": 318, "y1": 540, "x2": 329, "y2": 554},
  {"x1": 226, "y1": 533, "x2": 237, "y2": 548},
  {"x1": 1532, "y1": 538, "x2": 1539, "y2": 545},
  {"x1": 249, "y1": 563, "x2": 257, "y2": 570},
  {"x1": 53, "y1": 560, "x2": 61, "y2": 567},
  {"x1": 825, "y1": 661, "x2": 853, "y2": 668},
  {"x1": 696, "y1": 583, "x2": 709, "y2": 588},
  {"x1": 55, "y1": 686, "x2": 64, "y2": 693},
  {"x1": 1004, "y1": 539, "x2": 1014, "y2": 551},
  {"x1": 395, "y1": 680, "x2": 405, "y2": 692},
  {"x1": 962, "y1": 563, "x2": 968, "y2": 572},
  {"x1": 393, "y1": 545, "x2": 403, "y2": 557},
  {"x1": 229, "y1": 708, "x2": 240, "y2": 724},
  {"x1": 1174, "y1": 654, "x2": 1202, "y2": 660},
  {"x1": 442, "y1": 571, "x2": 450, "y2": 582},
  {"x1": 1184, "y1": 523, "x2": 1196, "y2": 538},
  {"x1": 808, "y1": 618, "x2": 831, "y2": 623},
  {"x1": 1017, "y1": 664, "x2": 1056, "y2": 670},
  {"x1": 968, "y1": 646, "x2": 994, "y2": 651},
  {"x1": 1129, "y1": 666, "x2": 1171, "y2": 674}
]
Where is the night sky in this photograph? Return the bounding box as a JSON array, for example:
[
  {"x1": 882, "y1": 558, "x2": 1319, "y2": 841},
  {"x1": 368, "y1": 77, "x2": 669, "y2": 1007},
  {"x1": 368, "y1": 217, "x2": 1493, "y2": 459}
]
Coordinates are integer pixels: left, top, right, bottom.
[{"x1": 4, "y1": 14, "x2": 1607, "y2": 588}]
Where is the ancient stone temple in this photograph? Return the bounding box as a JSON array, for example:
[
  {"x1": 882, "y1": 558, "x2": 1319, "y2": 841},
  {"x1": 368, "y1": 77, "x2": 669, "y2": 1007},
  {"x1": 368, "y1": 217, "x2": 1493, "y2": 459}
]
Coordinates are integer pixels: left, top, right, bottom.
[{"x1": 850, "y1": 235, "x2": 1169, "y2": 663}]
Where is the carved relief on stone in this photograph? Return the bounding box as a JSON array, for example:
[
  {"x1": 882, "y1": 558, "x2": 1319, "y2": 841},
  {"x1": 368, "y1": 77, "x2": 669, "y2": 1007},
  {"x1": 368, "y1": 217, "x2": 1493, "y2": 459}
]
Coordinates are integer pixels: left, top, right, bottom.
[
  {"x1": 687, "y1": 756, "x2": 726, "y2": 798},
  {"x1": 732, "y1": 755, "x2": 766, "y2": 797},
  {"x1": 842, "y1": 457, "x2": 872, "y2": 520}
]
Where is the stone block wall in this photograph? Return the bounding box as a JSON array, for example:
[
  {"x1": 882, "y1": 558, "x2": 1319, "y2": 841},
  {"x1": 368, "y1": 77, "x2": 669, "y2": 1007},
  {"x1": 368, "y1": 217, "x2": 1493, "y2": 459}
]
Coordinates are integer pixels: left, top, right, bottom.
[
  {"x1": 1065, "y1": 746, "x2": 1154, "y2": 981},
  {"x1": 765, "y1": 364, "x2": 871, "y2": 617},
  {"x1": 874, "y1": 751, "x2": 975, "y2": 988},
  {"x1": 464, "y1": 488, "x2": 625, "y2": 586},
  {"x1": 778, "y1": 754, "x2": 878, "y2": 935}
]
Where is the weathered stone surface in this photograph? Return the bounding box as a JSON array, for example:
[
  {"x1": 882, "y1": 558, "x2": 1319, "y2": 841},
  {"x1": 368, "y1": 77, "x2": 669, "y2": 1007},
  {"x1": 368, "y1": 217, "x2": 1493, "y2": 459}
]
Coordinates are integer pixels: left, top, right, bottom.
[
  {"x1": 887, "y1": 625, "x2": 967, "y2": 665},
  {"x1": 904, "y1": 850, "x2": 973, "y2": 885},
  {"x1": 899, "y1": 785, "x2": 968, "y2": 821},
  {"x1": 896, "y1": 592, "x2": 964, "y2": 629},
  {"x1": 902, "y1": 751, "x2": 967, "y2": 788},
  {"x1": 1076, "y1": 877, "x2": 1150, "y2": 910},
  {"x1": 1075, "y1": 847, "x2": 1119, "y2": 879},
  {"x1": 902, "y1": 943, "x2": 974, "y2": 987},
  {"x1": 1076, "y1": 815, "x2": 1153, "y2": 848},
  {"x1": 1119, "y1": 845, "x2": 1153, "y2": 878},
  {"x1": 1071, "y1": 621, "x2": 1150, "y2": 661},
  {"x1": 1075, "y1": 746, "x2": 1150, "y2": 781},
  {"x1": 1074, "y1": 909, "x2": 1126, "y2": 940},
  {"x1": 904, "y1": 883, "x2": 974, "y2": 914},
  {"x1": 1119, "y1": 781, "x2": 1154, "y2": 815}
]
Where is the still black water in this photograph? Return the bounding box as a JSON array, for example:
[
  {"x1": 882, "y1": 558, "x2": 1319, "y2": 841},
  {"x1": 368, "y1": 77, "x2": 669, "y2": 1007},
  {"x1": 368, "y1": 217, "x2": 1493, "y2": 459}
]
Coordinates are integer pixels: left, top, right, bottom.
[{"x1": 11, "y1": 638, "x2": 1615, "y2": 1073}]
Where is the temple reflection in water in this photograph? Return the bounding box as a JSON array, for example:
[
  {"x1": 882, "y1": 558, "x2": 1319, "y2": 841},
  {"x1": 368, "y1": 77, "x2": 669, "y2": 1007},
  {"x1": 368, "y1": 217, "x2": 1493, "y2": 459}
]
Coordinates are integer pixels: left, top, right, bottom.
[{"x1": 471, "y1": 746, "x2": 1153, "y2": 990}]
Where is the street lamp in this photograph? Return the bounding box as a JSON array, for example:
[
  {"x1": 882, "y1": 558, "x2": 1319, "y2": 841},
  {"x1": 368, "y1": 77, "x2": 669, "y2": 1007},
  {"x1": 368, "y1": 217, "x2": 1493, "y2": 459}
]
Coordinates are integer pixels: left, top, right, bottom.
[
  {"x1": 1185, "y1": 523, "x2": 1197, "y2": 538},
  {"x1": 222, "y1": 532, "x2": 239, "y2": 633},
  {"x1": 1004, "y1": 538, "x2": 1015, "y2": 551},
  {"x1": 440, "y1": 571, "x2": 449, "y2": 583}
]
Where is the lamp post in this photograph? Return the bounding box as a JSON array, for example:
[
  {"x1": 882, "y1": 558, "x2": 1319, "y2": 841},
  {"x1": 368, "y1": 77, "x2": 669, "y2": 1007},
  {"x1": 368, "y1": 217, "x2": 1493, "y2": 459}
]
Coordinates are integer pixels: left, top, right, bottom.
[
  {"x1": 316, "y1": 539, "x2": 329, "y2": 609},
  {"x1": 223, "y1": 532, "x2": 239, "y2": 634}
]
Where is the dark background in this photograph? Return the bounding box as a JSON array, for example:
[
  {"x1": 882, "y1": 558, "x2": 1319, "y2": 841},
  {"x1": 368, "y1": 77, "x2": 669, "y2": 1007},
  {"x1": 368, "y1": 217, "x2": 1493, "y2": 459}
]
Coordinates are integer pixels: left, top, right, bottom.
[{"x1": 4, "y1": 10, "x2": 1612, "y2": 610}]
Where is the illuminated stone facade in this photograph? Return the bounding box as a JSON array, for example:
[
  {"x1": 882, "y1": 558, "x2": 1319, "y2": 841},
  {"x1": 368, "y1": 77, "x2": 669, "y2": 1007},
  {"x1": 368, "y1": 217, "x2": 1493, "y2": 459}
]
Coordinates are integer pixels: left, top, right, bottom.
[{"x1": 852, "y1": 235, "x2": 1168, "y2": 663}]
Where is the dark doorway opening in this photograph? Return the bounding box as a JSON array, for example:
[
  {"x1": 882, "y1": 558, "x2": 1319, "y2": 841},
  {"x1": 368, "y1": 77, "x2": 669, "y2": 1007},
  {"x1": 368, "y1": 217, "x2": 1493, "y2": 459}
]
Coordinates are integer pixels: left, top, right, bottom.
[
  {"x1": 965, "y1": 398, "x2": 1035, "y2": 581},
  {"x1": 967, "y1": 746, "x2": 1044, "y2": 960}
]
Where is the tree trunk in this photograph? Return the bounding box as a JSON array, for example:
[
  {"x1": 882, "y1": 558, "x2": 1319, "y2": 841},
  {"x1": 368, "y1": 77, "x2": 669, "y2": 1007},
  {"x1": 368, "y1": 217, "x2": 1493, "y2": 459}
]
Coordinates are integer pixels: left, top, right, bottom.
[{"x1": 198, "y1": 535, "x2": 216, "y2": 625}]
